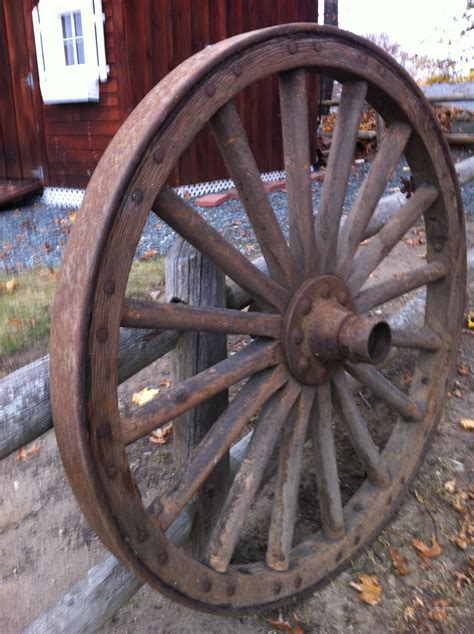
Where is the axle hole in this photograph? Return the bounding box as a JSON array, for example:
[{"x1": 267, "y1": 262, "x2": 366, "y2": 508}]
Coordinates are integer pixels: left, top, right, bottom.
[{"x1": 368, "y1": 322, "x2": 391, "y2": 364}]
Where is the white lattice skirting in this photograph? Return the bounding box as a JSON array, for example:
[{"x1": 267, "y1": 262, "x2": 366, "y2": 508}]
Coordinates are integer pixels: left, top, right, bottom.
[{"x1": 40, "y1": 170, "x2": 288, "y2": 209}]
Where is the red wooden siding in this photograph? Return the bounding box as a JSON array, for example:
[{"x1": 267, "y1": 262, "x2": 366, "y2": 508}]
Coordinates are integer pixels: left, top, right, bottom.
[
  {"x1": 40, "y1": 0, "x2": 124, "y2": 188},
  {"x1": 1, "y1": 1, "x2": 318, "y2": 189},
  {"x1": 0, "y1": 0, "x2": 44, "y2": 181},
  {"x1": 121, "y1": 0, "x2": 319, "y2": 186}
]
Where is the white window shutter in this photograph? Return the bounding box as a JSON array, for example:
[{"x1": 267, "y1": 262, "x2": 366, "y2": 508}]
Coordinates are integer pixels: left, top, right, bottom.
[{"x1": 32, "y1": 0, "x2": 109, "y2": 104}]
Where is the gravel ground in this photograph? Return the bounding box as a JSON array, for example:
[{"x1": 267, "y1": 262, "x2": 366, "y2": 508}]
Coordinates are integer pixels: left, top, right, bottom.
[{"x1": 0, "y1": 148, "x2": 472, "y2": 275}]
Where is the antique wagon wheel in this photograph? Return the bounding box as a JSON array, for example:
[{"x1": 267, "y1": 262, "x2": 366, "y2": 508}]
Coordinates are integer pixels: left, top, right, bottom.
[{"x1": 50, "y1": 24, "x2": 466, "y2": 614}]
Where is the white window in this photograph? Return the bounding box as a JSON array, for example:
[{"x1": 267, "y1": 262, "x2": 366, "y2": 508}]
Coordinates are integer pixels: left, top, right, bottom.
[{"x1": 32, "y1": 0, "x2": 109, "y2": 104}]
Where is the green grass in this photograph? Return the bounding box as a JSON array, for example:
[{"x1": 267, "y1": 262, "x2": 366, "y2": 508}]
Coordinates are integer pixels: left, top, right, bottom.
[{"x1": 0, "y1": 257, "x2": 164, "y2": 364}]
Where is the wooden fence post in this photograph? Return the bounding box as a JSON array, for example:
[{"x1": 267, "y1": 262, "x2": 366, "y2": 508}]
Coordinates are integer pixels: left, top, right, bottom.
[{"x1": 165, "y1": 238, "x2": 229, "y2": 556}]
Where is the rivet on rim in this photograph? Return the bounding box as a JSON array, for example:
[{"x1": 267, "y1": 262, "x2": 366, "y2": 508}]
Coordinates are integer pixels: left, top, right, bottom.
[
  {"x1": 273, "y1": 582, "x2": 282, "y2": 595},
  {"x1": 300, "y1": 297, "x2": 312, "y2": 315},
  {"x1": 97, "y1": 328, "x2": 108, "y2": 342},
  {"x1": 131, "y1": 190, "x2": 144, "y2": 203},
  {"x1": 288, "y1": 41, "x2": 298, "y2": 54},
  {"x1": 106, "y1": 465, "x2": 118, "y2": 479},
  {"x1": 158, "y1": 551, "x2": 169, "y2": 566},
  {"x1": 153, "y1": 148, "x2": 165, "y2": 163},
  {"x1": 232, "y1": 62, "x2": 243, "y2": 76},
  {"x1": 104, "y1": 280, "x2": 115, "y2": 295},
  {"x1": 434, "y1": 243, "x2": 442, "y2": 252},
  {"x1": 202, "y1": 579, "x2": 212, "y2": 593},
  {"x1": 292, "y1": 328, "x2": 304, "y2": 345},
  {"x1": 137, "y1": 529, "x2": 149, "y2": 543},
  {"x1": 206, "y1": 84, "x2": 216, "y2": 97},
  {"x1": 358, "y1": 53, "x2": 368, "y2": 64},
  {"x1": 314, "y1": 42, "x2": 322, "y2": 52},
  {"x1": 98, "y1": 423, "x2": 111, "y2": 439}
]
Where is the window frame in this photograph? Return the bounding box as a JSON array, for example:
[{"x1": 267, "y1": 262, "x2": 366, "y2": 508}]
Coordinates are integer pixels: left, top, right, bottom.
[{"x1": 32, "y1": 0, "x2": 109, "y2": 104}]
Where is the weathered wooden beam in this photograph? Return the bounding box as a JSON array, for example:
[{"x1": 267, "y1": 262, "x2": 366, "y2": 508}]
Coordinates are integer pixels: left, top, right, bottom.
[
  {"x1": 166, "y1": 238, "x2": 229, "y2": 555},
  {"x1": 445, "y1": 133, "x2": 474, "y2": 146},
  {"x1": 0, "y1": 328, "x2": 179, "y2": 460},
  {"x1": 321, "y1": 93, "x2": 474, "y2": 107}
]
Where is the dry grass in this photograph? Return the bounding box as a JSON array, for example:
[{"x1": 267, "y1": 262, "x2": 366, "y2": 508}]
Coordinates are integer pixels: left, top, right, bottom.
[{"x1": 0, "y1": 257, "x2": 164, "y2": 365}]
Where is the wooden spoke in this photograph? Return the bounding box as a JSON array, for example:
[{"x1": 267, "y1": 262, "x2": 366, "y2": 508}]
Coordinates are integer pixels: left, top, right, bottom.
[
  {"x1": 152, "y1": 186, "x2": 289, "y2": 313},
  {"x1": 266, "y1": 386, "x2": 315, "y2": 571},
  {"x1": 344, "y1": 363, "x2": 423, "y2": 421},
  {"x1": 337, "y1": 122, "x2": 412, "y2": 278},
  {"x1": 391, "y1": 328, "x2": 443, "y2": 350},
  {"x1": 205, "y1": 381, "x2": 301, "y2": 573},
  {"x1": 122, "y1": 298, "x2": 282, "y2": 338},
  {"x1": 314, "y1": 80, "x2": 368, "y2": 274},
  {"x1": 210, "y1": 101, "x2": 302, "y2": 288},
  {"x1": 354, "y1": 260, "x2": 448, "y2": 313},
  {"x1": 122, "y1": 339, "x2": 282, "y2": 444},
  {"x1": 310, "y1": 381, "x2": 345, "y2": 540},
  {"x1": 333, "y1": 369, "x2": 390, "y2": 486},
  {"x1": 279, "y1": 69, "x2": 317, "y2": 274},
  {"x1": 347, "y1": 184, "x2": 439, "y2": 294},
  {"x1": 158, "y1": 365, "x2": 289, "y2": 530}
]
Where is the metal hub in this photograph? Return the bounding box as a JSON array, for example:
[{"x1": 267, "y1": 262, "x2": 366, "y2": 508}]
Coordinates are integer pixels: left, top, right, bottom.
[{"x1": 283, "y1": 276, "x2": 392, "y2": 384}]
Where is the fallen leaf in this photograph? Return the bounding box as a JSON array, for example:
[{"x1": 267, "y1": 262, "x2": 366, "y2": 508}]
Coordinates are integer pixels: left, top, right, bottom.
[
  {"x1": 389, "y1": 547, "x2": 411, "y2": 576},
  {"x1": 413, "y1": 594, "x2": 425, "y2": 608},
  {"x1": 349, "y1": 574, "x2": 382, "y2": 606},
  {"x1": 467, "y1": 310, "x2": 474, "y2": 329},
  {"x1": 9, "y1": 317, "x2": 22, "y2": 329},
  {"x1": 411, "y1": 536, "x2": 442, "y2": 568},
  {"x1": 444, "y1": 479, "x2": 457, "y2": 494},
  {"x1": 460, "y1": 419, "x2": 474, "y2": 431},
  {"x1": 427, "y1": 599, "x2": 449, "y2": 623},
  {"x1": 413, "y1": 489, "x2": 425, "y2": 504},
  {"x1": 69, "y1": 211, "x2": 76, "y2": 223},
  {"x1": 451, "y1": 493, "x2": 468, "y2": 514},
  {"x1": 453, "y1": 571, "x2": 470, "y2": 594},
  {"x1": 139, "y1": 249, "x2": 158, "y2": 262},
  {"x1": 149, "y1": 423, "x2": 173, "y2": 445},
  {"x1": 158, "y1": 379, "x2": 171, "y2": 388},
  {"x1": 469, "y1": 555, "x2": 474, "y2": 568},
  {"x1": 266, "y1": 613, "x2": 305, "y2": 633},
  {"x1": 457, "y1": 363, "x2": 470, "y2": 376},
  {"x1": 132, "y1": 387, "x2": 160, "y2": 406},
  {"x1": 403, "y1": 372, "x2": 413, "y2": 385},
  {"x1": 5, "y1": 277, "x2": 17, "y2": 292},
  {"x1": 17, "y1": 442, "x2": 41, "y2": 461},
  {"x1": 403, "y1": 605, "x2": 416, "y2": 622}
]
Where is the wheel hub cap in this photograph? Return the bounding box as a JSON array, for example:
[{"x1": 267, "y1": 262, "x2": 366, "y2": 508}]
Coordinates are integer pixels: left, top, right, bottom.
[{"x1": 283, "y1": 275, "x2": 392, "y2": 384}]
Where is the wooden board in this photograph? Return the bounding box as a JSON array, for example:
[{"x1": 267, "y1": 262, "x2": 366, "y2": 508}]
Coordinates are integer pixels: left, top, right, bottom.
[{"x1": 0, "y1": 178, "x2": 43, "y2": 209}]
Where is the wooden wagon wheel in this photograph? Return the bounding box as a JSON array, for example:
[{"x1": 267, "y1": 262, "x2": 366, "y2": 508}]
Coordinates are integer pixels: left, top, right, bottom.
[{"x1": 50, "y1": 24, "x2": 466, "y2": 614}]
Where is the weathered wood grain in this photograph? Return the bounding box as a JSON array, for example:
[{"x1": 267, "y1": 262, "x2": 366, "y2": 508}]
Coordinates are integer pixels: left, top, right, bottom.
[{"x1": 165, "y1": 238, "x2": 228, "y2": 555}]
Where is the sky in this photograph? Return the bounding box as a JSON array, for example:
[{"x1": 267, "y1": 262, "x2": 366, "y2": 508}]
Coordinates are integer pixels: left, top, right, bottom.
[{"x1": 328, "y1": 0, "x2": 473, "y2": 75}]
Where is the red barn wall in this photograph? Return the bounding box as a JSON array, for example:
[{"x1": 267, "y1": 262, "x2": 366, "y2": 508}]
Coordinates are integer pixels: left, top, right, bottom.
[{"x1": 2, "y1": 1, "x2": 318, "y2": 189}]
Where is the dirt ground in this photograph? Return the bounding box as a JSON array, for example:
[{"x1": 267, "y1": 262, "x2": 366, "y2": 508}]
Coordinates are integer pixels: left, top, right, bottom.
[{"x1": 1, "y1": 220, "x2": 473, "y2": 633}]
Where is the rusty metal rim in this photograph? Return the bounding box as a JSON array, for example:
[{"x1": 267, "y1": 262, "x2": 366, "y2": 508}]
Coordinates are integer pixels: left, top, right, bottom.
[{"x1": 50, "y1": 24, "x2": 466, "y2": 614}]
